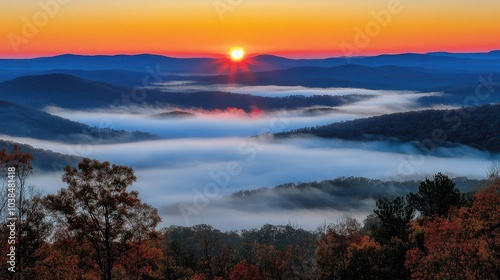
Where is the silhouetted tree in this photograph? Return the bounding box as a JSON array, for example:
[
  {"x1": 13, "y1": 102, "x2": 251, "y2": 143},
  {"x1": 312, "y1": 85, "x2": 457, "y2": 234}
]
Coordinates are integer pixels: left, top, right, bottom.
[
  {"x1": 370, "y1": 196, "x2": 415, "y2": 279},
  {"x1": 409, "y1": 173, "x2": 461, "y2": 217},
  {"x1": 0, "y1": 145, "x2": 52, "y2": 279},
  {"x1": 44, "y1": 158, "x2": 161, "y2": 280},
  {"x1": 372, "y1": 196, "x2": 415, "y2": 244},
  {"x1": 360, "y1": 213, "x2": 380, "y2": 236},
  {"x1": 315, "y1": 216, "x2": 362, "y2": 280}
]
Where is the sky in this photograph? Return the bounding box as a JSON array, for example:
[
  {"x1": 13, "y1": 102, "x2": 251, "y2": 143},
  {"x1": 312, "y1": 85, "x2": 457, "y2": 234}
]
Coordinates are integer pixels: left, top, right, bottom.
[{"x1": 1, "y1": 0, "x2": 500, "y2": 58}]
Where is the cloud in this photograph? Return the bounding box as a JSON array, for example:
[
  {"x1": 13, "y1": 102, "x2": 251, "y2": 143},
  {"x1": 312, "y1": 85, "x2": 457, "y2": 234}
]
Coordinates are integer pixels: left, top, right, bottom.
[
  {"x1": 44, "y1": 88, "x2": 445, "y2": 139},
  {"x1": 152, "y1": 83, "x2": 447, "y2": 113},
  {"x1": 45, "y1": 107, "x2": 357, "y2": 138},
  {"x1": 153, "y1": 83, "x2": 398, "y2": 97},
  {"x1": 4, "y1": 86, "x2": 493, "y2": 230},
  {"x1": 5, "y1": 134, "x2": 495, "y2": 230},
  {"x1": 337, "y1": 92, "x2": 446, "y2": 115}
]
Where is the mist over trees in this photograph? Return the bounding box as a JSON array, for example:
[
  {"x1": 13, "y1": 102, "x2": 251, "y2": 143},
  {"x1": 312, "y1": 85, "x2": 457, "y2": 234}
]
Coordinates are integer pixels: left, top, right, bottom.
[
  {"x1": 0, "y1": 147, "x2": 499, "y2": 279},
  {"x1": 278, "y1": 103, "x2": 500, "y2": 153},
  {"x1": 0, "y1": 74, "x2": 372, "y2": 112}
]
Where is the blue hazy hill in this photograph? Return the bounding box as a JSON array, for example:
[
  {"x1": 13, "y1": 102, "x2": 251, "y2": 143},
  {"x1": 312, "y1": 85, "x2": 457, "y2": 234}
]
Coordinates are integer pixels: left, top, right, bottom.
[
  {"x1": 0, "y1": 51, "x2": 498, "y2": 79},
  {"x1": 0, "y1": 74, "x2": 370, "y2": 111},
  {"x1": 277, "y1": 103, "x2": 500, "y2": 153},
  {"x1": 0, "y1": 99, "x2": 159, "y2": 143}
]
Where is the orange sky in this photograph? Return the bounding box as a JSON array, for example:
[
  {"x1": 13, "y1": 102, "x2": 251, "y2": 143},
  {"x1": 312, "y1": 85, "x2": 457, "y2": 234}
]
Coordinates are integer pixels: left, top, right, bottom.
[{"x1": 1, "y1": 0, "x2": 499, "y2": 58}]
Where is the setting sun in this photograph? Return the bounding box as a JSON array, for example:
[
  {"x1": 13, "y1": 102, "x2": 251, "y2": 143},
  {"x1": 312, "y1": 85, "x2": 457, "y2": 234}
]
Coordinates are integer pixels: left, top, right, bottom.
[{"x1": 230, "y1": 47, "x2": 245, "y2": 61}]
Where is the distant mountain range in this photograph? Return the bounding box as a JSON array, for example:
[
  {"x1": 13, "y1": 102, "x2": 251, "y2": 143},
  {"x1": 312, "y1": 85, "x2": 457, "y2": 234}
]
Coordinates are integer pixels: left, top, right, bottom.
[
  {"x1": 0, "y1": 74, "x2": 372, "y2": 111},
  {"x1": 0, "y1": 51, "x2": 499, "y2": 83},
  {"x1": 1, "y1": 52, "x2": 499, "y2": 172},
  {"x1": 0, "y1": 51, "x2": 498, "y2": 107},
  {"x1": 1, "y1": 51, "x2": 499, "y2": 72},
  {"x1": 179, "y1": 64, "x2": 475, "y2": 91},
  {"x1": 171, "y1": 64, "x2": 500, "y2": 105},
  {"x1": 0, "y1": 74, "x2": 129, "y2": 108},
  {"x1": 277, "y1": 104, "x2": 500, "y2": 153},
  {"x1": 427, "y1": 51, "x2": 500, "y2": 60},
  {"x1": 1, "y1": 52, "x2": 498, "y2": 106},
  {"x1": 1, "y1": 51, "x2": 499, "y2": 155}
]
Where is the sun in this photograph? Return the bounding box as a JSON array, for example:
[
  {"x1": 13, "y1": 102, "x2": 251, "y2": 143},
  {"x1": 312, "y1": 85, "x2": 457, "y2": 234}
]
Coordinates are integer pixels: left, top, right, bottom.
[{"x1": 230, "y1": 47, "x2": 245, "y2": 62}]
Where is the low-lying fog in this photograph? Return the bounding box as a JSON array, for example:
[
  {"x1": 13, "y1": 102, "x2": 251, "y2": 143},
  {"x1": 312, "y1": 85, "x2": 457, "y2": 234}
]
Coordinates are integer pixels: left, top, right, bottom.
[
  {"x1": 6, "y1": 87, "x2": 494, "y2": 230},
  {"x1": 153, "y1": 83, "x2": 414, "y2": 97},
  {"x1": 46, "y1": 88, "x2": 445, "y2": 139},
  {"x1": 5, "y1": 135, "x2": 494, "y2": 230}
]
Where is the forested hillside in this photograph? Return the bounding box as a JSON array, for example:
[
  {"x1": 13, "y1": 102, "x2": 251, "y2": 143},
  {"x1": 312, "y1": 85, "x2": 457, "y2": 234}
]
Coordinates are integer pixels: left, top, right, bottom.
[
  {"x1": 0, "y1": 74, "x2": 371, "y2": 111},
  {"x1": 227, "y1": 176, "x2": 483, "y2": 211},
  {"x1": 278, "y1": 104, "x2": 500, "y2": 153},
  {"x1": 0, "y1": 140, "x2": 81, "y2": 171},
  {"x1": 0, "y1": 99, "x2": 159, "y2": 143}
]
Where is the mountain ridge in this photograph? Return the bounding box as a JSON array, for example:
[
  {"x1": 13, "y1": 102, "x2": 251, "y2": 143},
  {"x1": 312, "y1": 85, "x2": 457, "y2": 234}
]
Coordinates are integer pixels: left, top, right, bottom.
[
  {"x1": 276, "y1": 103, "x2": 500, "y2": 153},
  {"x1": 0, "y1": 98, "x2": 159, "y2": 143},
  {"x1": 1, "y1": 51, "x2": 499, "y2": 74},
  {"x1": 0, "y1": 73, "x2": 373, "y2": 111}
]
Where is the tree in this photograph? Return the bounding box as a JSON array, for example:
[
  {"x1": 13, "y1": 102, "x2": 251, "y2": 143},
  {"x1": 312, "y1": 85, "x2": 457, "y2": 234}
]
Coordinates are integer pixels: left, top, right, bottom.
[
  {"x1": 115, "y1": 240, "x2": 164, "y2": 279},
  {"x1": 360, "y1": 213, "x2": 380, "y2": 236},
  {"x1": 0, "y1": 145, "x2": 52, "y2": 279},
  {"x1": 14, "y1": 195, "x2": 53, "y2": 278},
  {"x1": 405, "y1": 213, "x2": 476, "y2": 279},
  {"x1": 409, "y1": 173, "x2": 461, "y2": 217},
  {"x1": 468, "y1": 180, "x2": 500, "y2": 278},
  {"x1": 44, "y1": 158, "x2": 161, "y2": 280},
  {"x1": 372, "y1": 196, "x2": 415, "y2": 244},
  {"x1": 230, "y1": 260, "x2": 261, "y2": 280},
  {"x1": 0, "y1": 144, "x2": 34, "y2": 219},
  {"x1": 315, "y1": 216, "x2": 362, "y2": 280},
  {"x1": 487, "y1": 160, "x2": 500, "y2": 183},
  {"x1": 161, "y1": 227, "x2": 196, "y2": 279},
  {"x1": 371, "y1": 196, "x2": 415, "y2": 279},
  {"x1": 346, "y1": 235, "x2": 392, "y2": 280},
  {"x1": 406, "y1": 180, "x2": 500, "y2": 279},
  {"x1": 241, "y1": 223, "x2": 315, "y2": 279},
  {"x1": 35, "y1": 227, "x2": 101, "y2": 280},
  {"x1": 193, "y1": 224, "x2": 222, "y2": 280}
]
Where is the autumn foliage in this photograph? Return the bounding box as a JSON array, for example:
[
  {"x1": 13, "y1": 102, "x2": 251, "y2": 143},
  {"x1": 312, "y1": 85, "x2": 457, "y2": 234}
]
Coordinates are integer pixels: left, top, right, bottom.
[
  {"x1": 406, "y1": 180, "x2": 500, "y2": 279},
  {"x1": 0, "y1": 147, "x2": 499, "y2": 279}
]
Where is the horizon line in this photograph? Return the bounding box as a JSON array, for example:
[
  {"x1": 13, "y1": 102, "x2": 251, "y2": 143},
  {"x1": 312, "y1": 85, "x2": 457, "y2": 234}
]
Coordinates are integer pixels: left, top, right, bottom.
[{"x1": 1, "y1": 49, "x2": 499, "y2": 60}]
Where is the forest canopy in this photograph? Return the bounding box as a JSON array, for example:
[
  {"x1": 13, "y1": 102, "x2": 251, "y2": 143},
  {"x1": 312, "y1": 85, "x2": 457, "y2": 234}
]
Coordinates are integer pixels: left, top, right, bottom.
[{"x1": 0, "y1": 147, "x2": 498, "y2": 279}]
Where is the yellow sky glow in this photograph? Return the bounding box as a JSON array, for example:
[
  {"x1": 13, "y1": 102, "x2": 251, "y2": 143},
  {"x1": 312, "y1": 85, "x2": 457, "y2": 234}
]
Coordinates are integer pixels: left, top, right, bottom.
[{"x1": 0, "y1": 0, "x2": 499, "y2": 58}]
